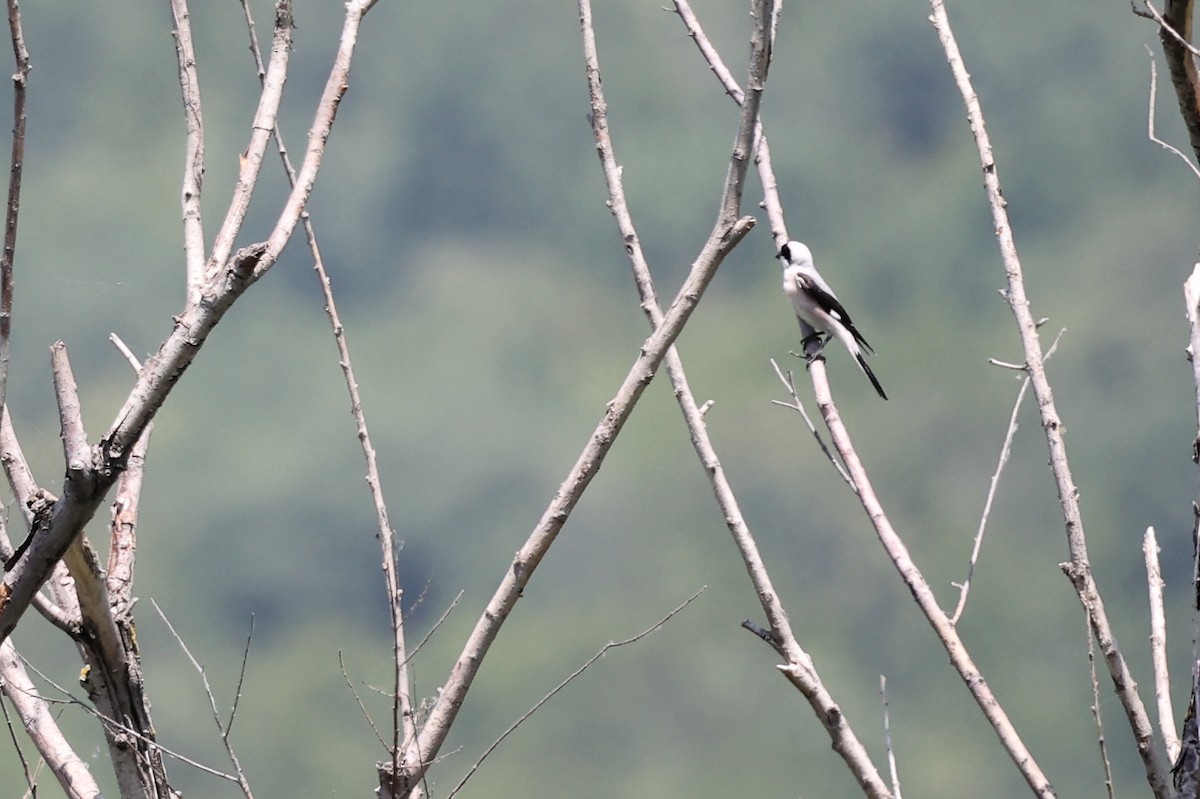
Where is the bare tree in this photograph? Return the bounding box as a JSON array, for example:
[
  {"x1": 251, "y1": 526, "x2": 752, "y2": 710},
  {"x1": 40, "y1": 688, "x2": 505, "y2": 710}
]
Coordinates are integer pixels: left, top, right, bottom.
[{"x1": 3, "y1": 1, "x2": 1200, "y2": 798}]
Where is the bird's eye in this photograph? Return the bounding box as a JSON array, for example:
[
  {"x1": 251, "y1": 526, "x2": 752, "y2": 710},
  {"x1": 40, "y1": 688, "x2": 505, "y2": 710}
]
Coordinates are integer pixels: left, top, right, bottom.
[{"x1": 778, "y1": 244, "x2": 790, "y2": 260}]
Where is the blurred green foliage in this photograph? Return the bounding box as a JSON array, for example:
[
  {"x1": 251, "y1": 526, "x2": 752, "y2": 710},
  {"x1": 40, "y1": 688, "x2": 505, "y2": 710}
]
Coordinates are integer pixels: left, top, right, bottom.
[{"x1": 0, "y1": 1, "x2": 1197, "y2": 797}]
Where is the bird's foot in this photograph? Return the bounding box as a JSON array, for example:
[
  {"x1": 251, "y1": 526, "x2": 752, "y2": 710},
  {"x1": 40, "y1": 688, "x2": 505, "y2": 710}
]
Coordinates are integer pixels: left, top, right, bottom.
[
  {"x1": 797, "y1": 332, "x2": 829, "y2": 361},
  {"x1": 789, "y1": 349, "x2": 826, "y2": 368}
]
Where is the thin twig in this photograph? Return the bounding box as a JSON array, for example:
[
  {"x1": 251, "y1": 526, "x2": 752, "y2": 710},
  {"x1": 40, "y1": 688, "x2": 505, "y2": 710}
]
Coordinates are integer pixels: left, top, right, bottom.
[
  {"x1": 17, "y1": 653, "x2": 242, "y2": 785},
  {"x1": 1144, "y1": 526, "x2": 1179, "y2": 761},
  {"x1": 1085, "y1": 612, "x2": 1117, "y2": 799},
  {"x1": 1146, "y1": 47, "x2": 1200, "y2": 181},
  {"x1": 225, "y1": 614, "x2": 255, "y2": 736},
  {"x1": 951, "y1": 330, "x2": 1064, "y2": 625},
  {"x1": 151, "y1": 599, "x2": 255, "y2": 799},
  {"x1": 402, "y1": 589, "x2": 463, "y2": 667},
  {"x1": 931, "y1": 0, "x2": 1172, "y2": 794},
  {"x1": 770, "y1": 358, "x2": 853, "y2": 487},
  {"x1": 445, "y1": 589, "x2": 705, "y2": 799},
  {"x1": 1, "y1": 654, "x2": 37, "y2": 798},
  {"x1": 340, "y1": 650, "x2": 389, "y2": 752},
  {"x1": 950, "y1": 373, "x2": 1028, "y2": 625},
  {"x1": 879, "y1": 676, "x2": 903, "y2": 799},
  {"x1": 1137, "y1": 0, "x2": 1200, "y2": 57}
]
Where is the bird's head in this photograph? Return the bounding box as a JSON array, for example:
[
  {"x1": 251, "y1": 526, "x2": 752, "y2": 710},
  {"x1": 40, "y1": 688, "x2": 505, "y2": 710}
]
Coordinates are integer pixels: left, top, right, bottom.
[{"x1": 777, "y1": 240, "x2": 813, "y2": 267}]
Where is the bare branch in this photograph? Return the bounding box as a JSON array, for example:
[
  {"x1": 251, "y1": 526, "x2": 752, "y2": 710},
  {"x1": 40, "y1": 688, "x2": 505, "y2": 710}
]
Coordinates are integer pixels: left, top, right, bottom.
[
  {"x1": 674, "y1": 0, "x2": 1051, "y2": 794},
  {"x1": 1145, "y1": 526, "x2": 1179, "y2": 762},
  {"x1": 206, "y1": 1, "x2": 293, "y2": 278},
  {"x1": 930, "y1": 0, "x2": 1172, "y2": 793},
  {"x1": 0, "y1": 639, "x2": 99, "y2": 799},
  {"x1": 671, "y1": 0, "x2": 788, "y2": 243},
  {"x1": 879, "y1": 676, "x2": 903, "y2": 799},
  {"x1": 49, "y1": 342, "x2": 92, "y2": 494},
  {"x1": 770, "y1": 358, "x2": 853, "y2": 487},
  {"x1": 0, "y1": 0, "x2": 30, "y2": 418},
  {"x1": 952, "y1": 330, "x2": 1064, "y2": 625},
  {"x1": 168, "y1": 0, "x2": 207, "y2": 305},
  {"x1": 395, "y1": 208, "x2": 754, "y2": 795},
  {"x1": 106, "y1": 334, "x2": 152, "y2": 608}
]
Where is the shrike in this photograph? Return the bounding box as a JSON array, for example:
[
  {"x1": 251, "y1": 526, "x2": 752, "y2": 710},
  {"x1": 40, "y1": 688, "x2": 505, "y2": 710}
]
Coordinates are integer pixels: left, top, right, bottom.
[{"x1": 778, "y1": 240, "x2": 887, "y2": 400}]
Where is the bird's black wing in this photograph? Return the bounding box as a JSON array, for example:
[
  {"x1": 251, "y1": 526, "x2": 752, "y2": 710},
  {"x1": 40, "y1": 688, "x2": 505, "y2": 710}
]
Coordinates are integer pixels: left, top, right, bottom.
[{"x1": 794, "y1": 272, "x2": 875, "y2": 354}]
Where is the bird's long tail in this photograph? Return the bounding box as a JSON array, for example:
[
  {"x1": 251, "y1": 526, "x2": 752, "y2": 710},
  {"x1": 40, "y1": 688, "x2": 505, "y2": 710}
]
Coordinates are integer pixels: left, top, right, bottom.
[{"x1": 855, "y1": 353, "x2": 888, "y2": 401}]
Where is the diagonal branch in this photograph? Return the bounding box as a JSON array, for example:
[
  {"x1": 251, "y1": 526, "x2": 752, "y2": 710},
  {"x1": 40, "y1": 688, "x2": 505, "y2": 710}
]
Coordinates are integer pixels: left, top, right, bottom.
[
  {"x1": 391, "y1": 213, "x2": 754, "y2": 797},
  {"x1": 205, "y1": 0, "x2": 292, "y2": 278},
  {"x1": 0, "y1": 638, "x2": 100, "y2": 799}
]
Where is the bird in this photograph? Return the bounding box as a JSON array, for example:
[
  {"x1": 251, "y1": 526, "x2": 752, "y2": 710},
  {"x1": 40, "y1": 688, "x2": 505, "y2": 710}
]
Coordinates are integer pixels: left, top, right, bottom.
[{"x1": 777, "y1": 240, "x2": 887, "y2": 400}]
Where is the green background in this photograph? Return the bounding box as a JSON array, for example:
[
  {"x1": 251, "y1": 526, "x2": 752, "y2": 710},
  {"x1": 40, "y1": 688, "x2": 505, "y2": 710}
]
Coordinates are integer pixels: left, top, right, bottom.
[{"x1": 0, "y1": 2, "x2": 1196, "y2": 797}]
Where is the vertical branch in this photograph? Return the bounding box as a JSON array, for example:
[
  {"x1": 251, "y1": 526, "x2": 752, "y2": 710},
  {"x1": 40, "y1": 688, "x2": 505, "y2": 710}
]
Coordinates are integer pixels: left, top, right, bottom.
[
  {"x1": 0, "y1": 0, "x2": 27, "y2": 417},
  {"x1": 106, "y1": 334, "x2": 152, "y2": 610},
  {"x1": 929, "y1": 0, "x2": 1172, "y2": 794},
  {"x1": 50, "y1": 342, "x2": 92, "y2": 492},
  {"x1": 169, "y1": 0, "x2": 207, "y2": 307},
  {"x1": 1144, "y1": 526, "x2": 1179, "y2": 762}
]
